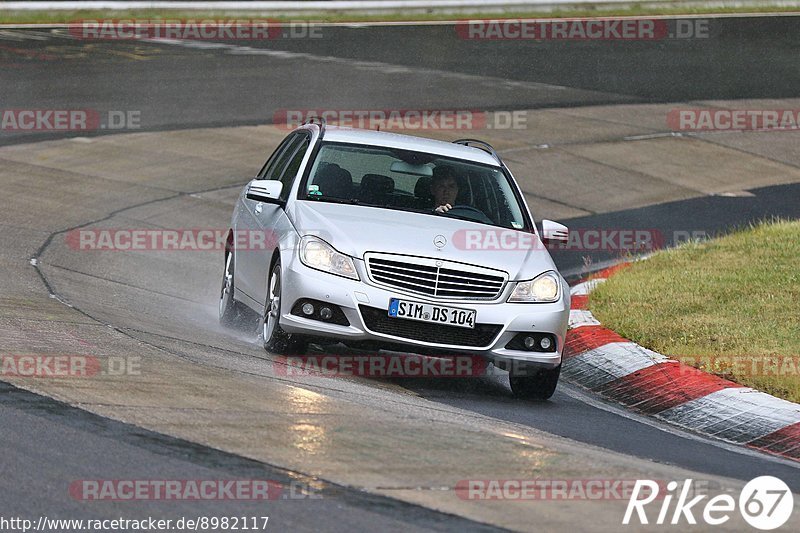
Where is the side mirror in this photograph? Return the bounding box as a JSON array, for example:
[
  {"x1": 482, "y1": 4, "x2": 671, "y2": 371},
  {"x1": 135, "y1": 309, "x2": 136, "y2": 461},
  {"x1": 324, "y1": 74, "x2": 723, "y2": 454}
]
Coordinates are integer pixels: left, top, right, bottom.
[
  {"x1": 541, "y1": 220, "x2": 569, "y2": 244},
  {"x1": 246, "y1": 179, "x2": 284, "y2": 204}
]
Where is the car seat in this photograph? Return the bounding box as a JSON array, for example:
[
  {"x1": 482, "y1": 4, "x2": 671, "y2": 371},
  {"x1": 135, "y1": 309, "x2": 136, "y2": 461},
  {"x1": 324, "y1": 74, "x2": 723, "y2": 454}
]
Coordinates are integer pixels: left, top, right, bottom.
[
  {"x1": 359, "y1": 174, "x2": 394, "y2": 205},
  {"x1": 313, "y1": 163, "x2": 353, "y2": 199}
]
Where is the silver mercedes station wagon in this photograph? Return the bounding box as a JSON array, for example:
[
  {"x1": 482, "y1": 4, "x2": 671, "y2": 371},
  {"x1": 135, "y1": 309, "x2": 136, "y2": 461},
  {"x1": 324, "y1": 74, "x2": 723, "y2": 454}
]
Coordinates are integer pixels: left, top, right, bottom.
[{"x1": 219, "y1": 121, "x2": 571, "y2": 399}]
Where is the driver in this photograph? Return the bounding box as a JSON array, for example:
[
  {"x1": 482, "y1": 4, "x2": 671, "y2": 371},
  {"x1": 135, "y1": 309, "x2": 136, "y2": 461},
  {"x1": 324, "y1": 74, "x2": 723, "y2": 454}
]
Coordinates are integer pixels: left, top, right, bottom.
[{"x1": 431, "y1": 165, "x2": 460, "y2": 213}]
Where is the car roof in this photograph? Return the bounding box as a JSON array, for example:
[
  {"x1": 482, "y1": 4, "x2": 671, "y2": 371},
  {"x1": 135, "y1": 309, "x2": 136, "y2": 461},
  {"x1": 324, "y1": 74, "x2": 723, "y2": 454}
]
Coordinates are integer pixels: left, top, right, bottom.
[{"x1": 307, "y1": 125, "x2": 501, "y2": 167}]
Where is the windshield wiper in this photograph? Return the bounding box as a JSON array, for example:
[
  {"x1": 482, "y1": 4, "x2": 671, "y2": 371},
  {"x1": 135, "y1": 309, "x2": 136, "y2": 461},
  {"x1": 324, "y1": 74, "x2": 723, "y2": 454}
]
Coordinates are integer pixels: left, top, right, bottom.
[
  {"x1": 436, "y1": 211, "x2": 482, "y2": 223},
  {"x1": 305, "y1": 196, "x2": 392, "y2": 209},
  {"x1": 305, "y1": 196, "x2": 361, "y2": 205}
]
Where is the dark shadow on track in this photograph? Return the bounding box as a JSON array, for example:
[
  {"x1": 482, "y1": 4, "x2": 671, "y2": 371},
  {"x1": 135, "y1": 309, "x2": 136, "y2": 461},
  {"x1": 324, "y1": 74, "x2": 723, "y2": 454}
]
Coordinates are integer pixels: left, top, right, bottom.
[
  {"x1": 390, "y1": 373, "x2": 800, "y2": 489},
  {"x1": 225, "y1": 17, "x2": 800, "y2": 102},
  {"x1": 0, "y1": 381, "x2": 506, "y2": 532},
  {"x1": 547, "y1": 181, "x2": 800, "y2": 278}
]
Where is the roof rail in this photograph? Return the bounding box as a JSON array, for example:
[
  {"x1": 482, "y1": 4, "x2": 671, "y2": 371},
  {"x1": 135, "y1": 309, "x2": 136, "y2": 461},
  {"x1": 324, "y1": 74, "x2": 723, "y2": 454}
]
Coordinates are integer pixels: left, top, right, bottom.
[
  {"x1": 452, "y1": 139, "x2": 503, "y2": 165},
  {"x1": 302, "y1": 116, "x2": 326, "y2": 140}
]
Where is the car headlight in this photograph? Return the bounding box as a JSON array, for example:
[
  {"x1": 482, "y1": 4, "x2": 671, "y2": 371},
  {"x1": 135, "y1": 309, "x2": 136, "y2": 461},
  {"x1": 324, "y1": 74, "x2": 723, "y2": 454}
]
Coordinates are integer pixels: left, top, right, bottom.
[
  {"x1": 508, "y1": 271, "x2": 560, "y2": 303},
  {"x1": 299, "y1": 236, "x2": 359, "y2": 280}
]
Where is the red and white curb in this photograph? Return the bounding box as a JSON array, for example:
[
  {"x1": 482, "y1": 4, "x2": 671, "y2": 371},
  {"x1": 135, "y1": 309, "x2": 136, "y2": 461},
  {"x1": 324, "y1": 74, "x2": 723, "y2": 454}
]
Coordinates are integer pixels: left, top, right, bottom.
[{"x1": 564, "y1": 264, "x2": 800, "y2": 462}]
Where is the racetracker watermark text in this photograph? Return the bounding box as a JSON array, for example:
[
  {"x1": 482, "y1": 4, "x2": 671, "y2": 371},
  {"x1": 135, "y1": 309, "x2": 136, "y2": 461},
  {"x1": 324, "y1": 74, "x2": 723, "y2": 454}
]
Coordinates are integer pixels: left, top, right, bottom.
[
  {"x1": 275, "y1": 354, "x2": 492, "y2": 378},
  {"x1": 69, "y1": 479, "x2": 322, "y2": 502},
  {"x1": 668, "y1": 108, "x2": 800, "y2": 131},
  {"x1": 453, "y1": 228, "x2": 665, "y2": 252},
  {"x1": 678, "y1": 355, "x2": 800, "y2": 377},
  {"x1": 274, "y1": 109, "x2": 527, "y2": 130},
  {"x1": 0, "y1": 355, "x2": 140, "y2": 378},
  {"x1": 457, "y1": 479, "x2": 674, "y2": 500},
  {"x1": 69, "y1": 20, "x2": 322, "y2": 40},
  {"x1": 65, "y1": 229, "x2": 327, "y2": 252},
  {"x1": 0, "y1": 109, "x2": 140, "y2": 132},
  {"x1": 456, "y1": 18, "x2": 709, "y2": 40}
]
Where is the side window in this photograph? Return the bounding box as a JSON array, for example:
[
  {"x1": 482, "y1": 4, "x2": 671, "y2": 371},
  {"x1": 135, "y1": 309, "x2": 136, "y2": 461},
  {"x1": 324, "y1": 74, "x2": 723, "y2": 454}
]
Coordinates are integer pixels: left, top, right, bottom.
[
  {"x1": 277, "y1": 136, "x2": 310, "y2": 200},
  {"x1": 256, "y1": 133, "x2": 300, "y2": 180}
]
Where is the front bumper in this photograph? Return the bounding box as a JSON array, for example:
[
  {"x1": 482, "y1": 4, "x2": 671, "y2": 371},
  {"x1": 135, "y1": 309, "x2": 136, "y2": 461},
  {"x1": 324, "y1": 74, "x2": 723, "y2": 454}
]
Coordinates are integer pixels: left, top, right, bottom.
[{"x1": 279, "y1": 252, "x2": 570, "y2": 368}]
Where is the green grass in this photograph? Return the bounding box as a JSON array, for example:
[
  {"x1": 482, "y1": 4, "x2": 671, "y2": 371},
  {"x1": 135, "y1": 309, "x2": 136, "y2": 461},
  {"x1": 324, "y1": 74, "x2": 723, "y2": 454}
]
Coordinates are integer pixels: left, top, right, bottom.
[
  {"x1": 589, "y1": 220, "x2": 800, "y2": 403},
  {"x1": 1, "y1": 5, "x2": 800, "y2": 24}
]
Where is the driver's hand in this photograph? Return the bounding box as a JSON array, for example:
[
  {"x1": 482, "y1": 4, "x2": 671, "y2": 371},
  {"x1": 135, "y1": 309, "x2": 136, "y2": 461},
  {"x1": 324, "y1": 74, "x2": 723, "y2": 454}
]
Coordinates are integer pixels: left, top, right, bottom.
[{"x1": 435, "y1": 203, "x2": 452, "y2": 213}]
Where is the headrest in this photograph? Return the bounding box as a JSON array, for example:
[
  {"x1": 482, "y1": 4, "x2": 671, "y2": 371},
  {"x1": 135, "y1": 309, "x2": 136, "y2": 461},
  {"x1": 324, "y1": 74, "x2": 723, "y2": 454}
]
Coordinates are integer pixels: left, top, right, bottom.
[
  {"x1": 361, "y1": 174, "x2": 394, "y2": 194},
  {"x1": 314, "y1": 163, "x2": 352, "y2": 197}
]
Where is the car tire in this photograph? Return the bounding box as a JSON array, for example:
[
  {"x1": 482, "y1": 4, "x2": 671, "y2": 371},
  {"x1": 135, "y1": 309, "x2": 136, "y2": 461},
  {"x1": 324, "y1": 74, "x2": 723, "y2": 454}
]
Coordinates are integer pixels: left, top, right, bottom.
[
  {"x1": 262, "y1": 260, "x2": 308, "y2": 355},
  {"x1": 509, "y1": 364, "x2": 561, "y2": 400},
  {"x1": 219, "y1": 251, "x2": 247, "y2": 328}
]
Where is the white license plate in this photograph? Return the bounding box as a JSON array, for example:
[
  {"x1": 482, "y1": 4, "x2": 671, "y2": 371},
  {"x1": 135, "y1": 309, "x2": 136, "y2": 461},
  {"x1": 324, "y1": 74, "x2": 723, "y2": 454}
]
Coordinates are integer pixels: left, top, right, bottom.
[{"x1": 388, "y1": 298, "x2": 476, "y2": 329}]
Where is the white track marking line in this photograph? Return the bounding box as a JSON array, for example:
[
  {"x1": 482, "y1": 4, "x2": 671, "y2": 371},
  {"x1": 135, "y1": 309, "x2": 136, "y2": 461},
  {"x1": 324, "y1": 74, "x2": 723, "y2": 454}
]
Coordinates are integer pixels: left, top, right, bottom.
[
  {"x1": 568, "y1": 309, "x2": 601, "y2": 328},
  {"x1": 140, "y1": 37, "x2": 627, "y2": 99},
  {"x1": 563, "y1": 341, "x2": 668, "y2": 388},
  {"x1": 657, "y1": 387, "x2": 800, "y2": 443}
]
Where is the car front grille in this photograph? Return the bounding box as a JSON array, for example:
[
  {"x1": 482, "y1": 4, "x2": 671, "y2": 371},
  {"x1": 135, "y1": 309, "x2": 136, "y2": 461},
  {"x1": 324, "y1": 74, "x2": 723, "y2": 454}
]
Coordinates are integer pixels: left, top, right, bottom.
[
  {"x1": 359, "y1": 305, "x2": 502, "y2": 348},
  {"x1": 365, "y1": 253, "x2": 506, "y2": 300}
]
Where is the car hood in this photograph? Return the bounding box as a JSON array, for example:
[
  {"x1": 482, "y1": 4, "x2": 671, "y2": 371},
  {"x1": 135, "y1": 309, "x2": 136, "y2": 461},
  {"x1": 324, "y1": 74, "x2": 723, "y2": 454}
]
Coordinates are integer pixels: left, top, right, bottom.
[{"x1": 288, "y1": 201, "x2": 556, "y2": 280}]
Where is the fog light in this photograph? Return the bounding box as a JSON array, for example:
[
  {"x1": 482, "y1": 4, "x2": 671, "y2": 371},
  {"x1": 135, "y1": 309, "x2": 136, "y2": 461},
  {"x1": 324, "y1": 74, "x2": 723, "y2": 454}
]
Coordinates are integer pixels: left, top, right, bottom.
[
  {"x1": 540, "y1": 337, "x2": 552, "y2": 350},
  {"x1": 302, "y1": 303, "x2": 315, "y2": 316},
  {"x1": 320, "y1": 307, "x2": 333, "y2": 320},
  {"x1": 523, "y1": 336, "x2": 536, "y2": 350}
]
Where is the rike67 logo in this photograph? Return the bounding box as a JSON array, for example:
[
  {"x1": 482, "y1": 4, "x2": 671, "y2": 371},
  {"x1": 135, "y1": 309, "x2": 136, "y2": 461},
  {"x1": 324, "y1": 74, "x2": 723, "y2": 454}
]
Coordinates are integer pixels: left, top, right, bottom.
[{"x1": 624, "y1": 477, "x2": 794, "y2": 530}]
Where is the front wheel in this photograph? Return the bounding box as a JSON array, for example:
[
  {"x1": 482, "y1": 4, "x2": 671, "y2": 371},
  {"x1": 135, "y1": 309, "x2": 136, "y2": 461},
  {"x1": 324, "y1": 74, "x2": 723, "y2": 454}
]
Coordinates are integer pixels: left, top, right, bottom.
[
  {"x1": 262, "y1": 260, "x2": 308, "y2": 355},
  {"x1": 509, "y1": 364, "x2": 561, "y2": 400}
]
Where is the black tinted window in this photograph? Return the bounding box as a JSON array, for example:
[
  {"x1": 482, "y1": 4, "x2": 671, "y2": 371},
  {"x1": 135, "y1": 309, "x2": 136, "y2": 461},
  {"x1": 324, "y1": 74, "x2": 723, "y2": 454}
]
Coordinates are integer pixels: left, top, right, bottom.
[
  {"x1": 257, "y1": 133, "x2": 302, "y2": 180},
  {"x1": 278, "y1": 136, "x2": 310, "y2": 200}
]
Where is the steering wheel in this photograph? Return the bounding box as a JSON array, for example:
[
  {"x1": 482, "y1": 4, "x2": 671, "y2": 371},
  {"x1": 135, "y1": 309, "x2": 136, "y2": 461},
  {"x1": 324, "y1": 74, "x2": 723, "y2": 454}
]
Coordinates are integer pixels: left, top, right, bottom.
[{"x1": 444, "y1": 205, "x2": 493, "y2": 224}]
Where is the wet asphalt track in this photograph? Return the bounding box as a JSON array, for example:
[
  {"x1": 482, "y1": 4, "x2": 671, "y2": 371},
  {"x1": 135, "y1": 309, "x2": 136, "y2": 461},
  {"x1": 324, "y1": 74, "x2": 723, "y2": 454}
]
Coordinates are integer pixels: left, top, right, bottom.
[
  {"x1": 2, "y1": 16, "x2": 800, "y2": 145},
  {"x1": 2, "y1": 18, "x2": 800, "y2": 531}
]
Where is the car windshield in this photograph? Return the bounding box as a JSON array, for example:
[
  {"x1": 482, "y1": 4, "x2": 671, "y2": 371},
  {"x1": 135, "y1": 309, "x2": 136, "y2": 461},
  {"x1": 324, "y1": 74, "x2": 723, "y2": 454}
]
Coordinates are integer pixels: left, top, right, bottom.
[{"x1": 299, "y1": 142, "x2": 529, "y2": 230}]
